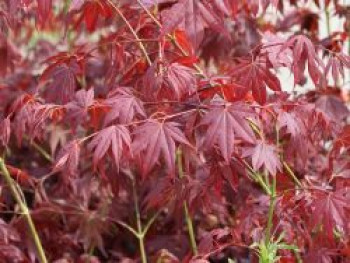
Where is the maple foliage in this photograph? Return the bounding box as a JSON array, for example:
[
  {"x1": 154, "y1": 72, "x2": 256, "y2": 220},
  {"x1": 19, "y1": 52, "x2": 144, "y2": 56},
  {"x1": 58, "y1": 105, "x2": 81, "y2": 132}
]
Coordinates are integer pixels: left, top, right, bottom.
[{"x1": 0, "y1": 0, "x2": 350, "y2": 262}]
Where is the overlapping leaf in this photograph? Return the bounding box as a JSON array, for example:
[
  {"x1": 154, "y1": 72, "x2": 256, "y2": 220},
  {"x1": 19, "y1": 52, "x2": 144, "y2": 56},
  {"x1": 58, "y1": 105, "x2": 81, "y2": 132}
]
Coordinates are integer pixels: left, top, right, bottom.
[
  {"x1": 243, "y1": 140, "x2": 281, "y2": 175},
  {"x1": 133, "y1": 120, "x2": 191, "y2": 174},
  {"x1": 200, "y1": 102, "x2": 256, "y2": 162},
  {"x1": 89, "y1": 125, "x2": 131, "y2": 170},
  {"x1": 54, "y1": 140, "x2": 81, "y2": 176},
  {"x1": 41, "y1": 58, "x2": 81, "y2": 104},
  {"x1": 161, "y1": 0, "x2": 227, "y2": 49},
  {"x1": 104, "y1": 88, "x2": 146, "y2": 125},
  {"x1": 230, "y1": 56, "x2": 281, "y2": 104},
  {"x1": 324, "y1": 53, "x2": 350, "y2": 84},
  {"x1": 283, "y1": 35, "x2": 324, "y2": 86},
  {"x1": 310, "y1": 190, "x2": 350, "y2": 241},
  {"x1": 69, "y1": 0, "x2": 113, "y2": 31},
  {"x1": 143, "y1": 61, "x2": 196, "y2": 100}
]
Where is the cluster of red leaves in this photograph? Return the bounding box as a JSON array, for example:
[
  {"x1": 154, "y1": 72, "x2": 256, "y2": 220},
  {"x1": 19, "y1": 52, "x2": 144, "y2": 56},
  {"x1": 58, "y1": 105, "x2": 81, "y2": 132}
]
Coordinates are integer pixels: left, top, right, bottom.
[{"x1": 1, "y1": 0, "x2": 350, "y2": 262}]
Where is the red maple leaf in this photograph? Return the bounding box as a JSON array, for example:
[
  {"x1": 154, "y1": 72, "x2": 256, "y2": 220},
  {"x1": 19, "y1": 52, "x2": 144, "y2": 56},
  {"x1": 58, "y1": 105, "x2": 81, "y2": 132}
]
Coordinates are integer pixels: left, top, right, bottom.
[
  {"x1": 283, "y1": 34, "x2": 324, "y2": 86},
  {"x1": 200, "y1": 102, "x2": 256, "y2": 162},
  {"x1": 132, "y1": 120, "x2": 191, "y2": 175},
  {"x1": 160, "y1": 0, "x2": 227, "y2": 49},
  {"x1": 88, "y1": 125, "x2": 131, "y2": 171},
  {"x1": 66, "y1": 88, "x2": 95, "y2": 126},
  {"x1": 230, "y1": 56, "x2": 281, "y2": 105},
  {"x1": 54, "y1": 140, "x2": 81, "y2": 177},
  {"x1": 69, "y1": 0, "x2": 113, "y2": 32},
  {"x1": 143, "y1": 61, "x2": 196, "y2": 100},
  {"x1": 243, "y1": 140, "x2": 281, "y2": 175},
  {"x1": 41, "y1": 57, "x2": 82, "y2": 104},
  {"x1": 104, "y1": 88, "x2": 146, "y2": 125},
  {"x1": 324, "y1": 53, "x2": 350, "y2": 84},
  {"x1": 332, "y1": 125, "x2": 350, "y2": 155},
  {"x1": 315, "y1": 95, "x2": 349, "y2": 122},
  {"x1": 0, "y1": 117, "x2": 11, "y2": 147},
  {"x1": 310, "y1": 189, "x2": 350, "y2": 242}
]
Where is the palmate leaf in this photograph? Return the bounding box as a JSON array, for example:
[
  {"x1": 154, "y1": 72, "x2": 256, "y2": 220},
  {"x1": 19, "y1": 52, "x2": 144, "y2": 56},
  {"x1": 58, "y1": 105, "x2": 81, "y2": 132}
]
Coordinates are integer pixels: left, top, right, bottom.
[
  {"x1": 200, "y1": 102, "x2": 256, "y2": 163},
  {"x1": 104, "y1": 88, "x2": 146, "y2": 125},
  {"x1": 160, "y1": 0, "x2": 227, "y2": 49},
  {"x1": 324, "y1": 53, "x2": 350, "y2": 84},
  {"x1": 41, "y1": 59, "x2": 81, "y2": 104},
  {"x1": 310, "y1": 189, "x2": 350, "y2": 242},
  {"x1": 283, "y1": 34, "x2": 324, "y2": 86},
  {"x1": 66, "y1": 88, "x2": 95, "y2": 126},
  {"x1": 54, "y1": 140, "x2": 81, "y2": 177},
  {"x1": 69, "y1": 0, "x2": 113, "y2": 31},
  {"x1": 88, "y1": 125, "x2": 131, "y2": 171},
  {"x1": 315, "y1": 95, "x2": 349, "y2": 122},
  {"x1": 143, "y1": 61, "x2": 196, "y2": 100},
  {"x1": 243, "y1": 140, "x2": 281, "y2": 176},
  {"x1": 132, "y1": 120, "x2": 191, "y2": 175},
  {"x1": 230, "y1": 56, "x2": 281, "y2": 105}
]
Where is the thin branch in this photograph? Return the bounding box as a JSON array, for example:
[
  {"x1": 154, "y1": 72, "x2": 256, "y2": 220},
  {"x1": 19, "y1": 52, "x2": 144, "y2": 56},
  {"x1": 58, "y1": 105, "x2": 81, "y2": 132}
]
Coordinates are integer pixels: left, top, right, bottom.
[
  {"x1": 177, "y1": 148, "x2": 198, "y2": 255},
  {"x1": 132, "y1": 179, "x2": 148, "y2": 263},
  {"x1": 265, "y1": 173, "x2": 277, "y2": 244},
  {"x1": 114, "y1": 220, "x2": 139, "y2": 238},
  {"x1": 23, "y1": 135, "x2": 53, "y2": 163},
  {"x1": 283, "y1": 161, "x2": 302, "y2": 188},
  {"x1": 0, "y1": 158, "x2": 48, "y2": 263},
  {"x1": 142, "y1": 209, "x2": 161, "y2": 236}
]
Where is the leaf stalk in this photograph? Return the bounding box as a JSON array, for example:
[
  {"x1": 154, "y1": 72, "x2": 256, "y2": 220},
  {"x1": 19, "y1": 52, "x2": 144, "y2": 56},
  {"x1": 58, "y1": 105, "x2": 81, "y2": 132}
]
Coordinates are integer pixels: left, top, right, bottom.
[{"x1": 176, "y1": 148, "x2": 198, "y2": 255}]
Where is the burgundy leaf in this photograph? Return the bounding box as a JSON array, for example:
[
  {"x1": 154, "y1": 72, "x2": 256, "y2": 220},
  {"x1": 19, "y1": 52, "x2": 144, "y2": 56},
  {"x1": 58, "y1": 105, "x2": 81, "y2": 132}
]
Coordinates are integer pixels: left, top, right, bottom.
[
  {"x1": 89, "y1": 125, "x2": 131, "y2": 171},
  {"x1": 0, "y1": 117, "x2": 11, "y2": 147},
  {"x1": 54, "y1": 140, "x2": 81, "y2": 176},
  {"x1": 230, "y1": 56, "x2": 281, "y2": 105},
  {"x1": 41, "y1": 60, "x2": 81, "y2": 104},
  {"x1": 161, "y1": 0, "x2": 227, "y2": 49},
  {"x1": 69, "y1": 0, "x2": 113, "y2": 31},
  {"x1": 133, "y1": 120, "x2": 191, "y2": 174},
  {"x1": 315, "y1": 95, "x2": 349, "y2": 121},
  {"x1": 200, "y1": 102, "x2": 256, "y2": 162},
  {"x1": 310, "y1": 190, "x2": 350, "y2": 241},
  {"x1": 283, "y1": 34, "x2": 324, "y2": 86},
  {"x1": 104, "y1": 88, "x2": 146, "y2": 125},
  {"x1": 324, "y1": 53, "x2": 350, "y2": 84},
  {"x1": 243, "y1": 140, "x2": 281, "y2": 175}
]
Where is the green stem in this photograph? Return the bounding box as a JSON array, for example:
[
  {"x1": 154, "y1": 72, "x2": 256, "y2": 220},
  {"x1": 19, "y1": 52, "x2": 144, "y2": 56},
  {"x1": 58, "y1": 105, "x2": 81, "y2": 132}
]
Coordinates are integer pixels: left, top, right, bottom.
[
  {"x1": 283, "y1": 161, "x2": 302, "y2": 188},
  {"x1": 0, "y1": 158, "x2": 48, "y2": 263},
  {"x1": 23, "y1": 135, "x2": 53, "y2": 163},
  {"x1": 325, "y1": 6, "x2": 331, "y2": 36},
  {"x1": 132, "y1": 180, "x2": 147, "y2": 263},
  {"x1": 176, "y1": 149, "x2": 198, "y2": 255},
  {"x1": 265, "y1": 174, "x2": 276, "y2": 245},
  {"x1": 242, "y1": 160, "x2": 271, "y2": 195},
  {"x1": 30, "y1": 141, "x2": 53, "y2": 163},
  {"x1": 183, "y1": 202, "x2": 197, "y2": 255}
]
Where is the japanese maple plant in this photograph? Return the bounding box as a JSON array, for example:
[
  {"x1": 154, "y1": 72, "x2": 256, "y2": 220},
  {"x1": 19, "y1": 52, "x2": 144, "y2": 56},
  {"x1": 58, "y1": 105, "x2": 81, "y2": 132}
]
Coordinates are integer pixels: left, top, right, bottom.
[{"x1": 1, "y1": 0, "x2": 350, "y2": 262}]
